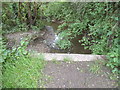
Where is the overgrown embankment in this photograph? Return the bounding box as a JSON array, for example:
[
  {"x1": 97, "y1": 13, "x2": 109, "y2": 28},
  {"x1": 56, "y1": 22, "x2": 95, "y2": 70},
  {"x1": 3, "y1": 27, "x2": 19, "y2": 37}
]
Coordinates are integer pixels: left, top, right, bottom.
[
  {"x1": 42, "y1": 2, "x2": 120, "y2": 74},
  {"x1": 1, "y1": 2, "x2": 119, "y2": 88},
  {"x1": 1, "y1": 38, "x2": 46, "y2": 88}
]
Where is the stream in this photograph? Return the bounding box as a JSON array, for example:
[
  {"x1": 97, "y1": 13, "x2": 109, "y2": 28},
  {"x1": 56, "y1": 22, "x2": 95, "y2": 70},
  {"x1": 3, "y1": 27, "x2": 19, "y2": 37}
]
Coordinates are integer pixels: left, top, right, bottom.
[
  {"x1": 43, "y1": 21, "x2": 92, "y2": 54},
  {"x1": 5, "y1": 20, "x2": 92, "y2": 54}
]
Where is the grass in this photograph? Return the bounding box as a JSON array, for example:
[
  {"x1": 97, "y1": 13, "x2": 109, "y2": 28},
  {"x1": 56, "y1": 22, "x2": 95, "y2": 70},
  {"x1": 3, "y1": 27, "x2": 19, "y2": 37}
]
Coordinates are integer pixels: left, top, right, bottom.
[
  {"x1": 52, "y1": 58, "x2": 61, "y2": 64},
  {"x1": 52, "y1": 57, "x2": 73, "y2": 64},
  {"x1": 1, "y1": 36, "x2": 48, "y2": 88},
  {"x1": 2, "y1": 44, "x2": 46, "y2": 88},
  {"x1": 63, "y1": 57, "x2": 72, "y2": 63},
  {"x1": 89, "y1": 60, "x2": 106, "y2": 74},
  {"x1": 108, "y1": 73, "x2": 119, "y2": 80},
  {"x1": 89, "y1": 63, "x2": 101, "y2": 74},
  {"x1": 0, "y1": 63, "x2": 2, "y2": 89},
  {"x1": 89, "y1": 60, "x2": 119, "y2": 83}
]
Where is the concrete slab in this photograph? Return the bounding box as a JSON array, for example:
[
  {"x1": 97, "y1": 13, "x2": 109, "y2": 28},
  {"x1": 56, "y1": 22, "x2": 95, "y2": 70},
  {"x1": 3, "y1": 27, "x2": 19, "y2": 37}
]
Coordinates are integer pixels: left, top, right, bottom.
[{"x1": 32, "y1": 53, "x2": 106, "y2": 61}]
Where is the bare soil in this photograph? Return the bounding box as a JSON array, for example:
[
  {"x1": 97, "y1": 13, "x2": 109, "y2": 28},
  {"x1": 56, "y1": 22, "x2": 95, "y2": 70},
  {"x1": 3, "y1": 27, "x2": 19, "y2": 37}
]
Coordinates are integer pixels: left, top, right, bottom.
[
  {"x1": 5, "y1": 30, "x2": 51, "y2": 53},
  {"x1": 41, "y1": 61, "x2": 118, "y2": 88}
]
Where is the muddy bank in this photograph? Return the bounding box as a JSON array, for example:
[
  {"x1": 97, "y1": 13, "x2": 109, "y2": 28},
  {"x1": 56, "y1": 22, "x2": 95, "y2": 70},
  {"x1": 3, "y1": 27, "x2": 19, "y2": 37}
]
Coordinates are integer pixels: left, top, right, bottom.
[
  {"x1": 5, "y1": 23, "x2": 91, "y2": 54},
  {"x1": 5, "y1": 27, "x2": 56, "y2": 53}
]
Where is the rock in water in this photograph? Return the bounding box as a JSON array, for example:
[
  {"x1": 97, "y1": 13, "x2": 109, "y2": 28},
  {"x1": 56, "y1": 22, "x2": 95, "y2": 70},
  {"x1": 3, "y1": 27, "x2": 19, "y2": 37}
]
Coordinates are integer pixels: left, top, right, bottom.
[{"x1": 44, "y1": 26, "x2": 59, "y2": 49}]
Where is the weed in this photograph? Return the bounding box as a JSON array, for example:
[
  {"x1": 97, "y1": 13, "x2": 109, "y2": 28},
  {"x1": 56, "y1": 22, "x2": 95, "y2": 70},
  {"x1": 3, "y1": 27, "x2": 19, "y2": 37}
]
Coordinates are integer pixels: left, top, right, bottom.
[
  {"x1": 63, "y1": 57, "x2": 72, "y2": 63},
  {"x1": 0, "y1": 63, "x2": 2, "y2": 89},
  {"x1": 52, "y1": 58, "x2": 61, "y2": 64},
  {"x1": 89, "y1": 60, "x2": 106, "y2": 74},
  {"x1": 108, "y1": 73, "x2": 119, "y2": 81},
  {"x1": 90, "y1": 64, "x2": 101, "y2": 74},
  {"x1": 2, "y1": 39, "x2": 46, "y2": 88}
]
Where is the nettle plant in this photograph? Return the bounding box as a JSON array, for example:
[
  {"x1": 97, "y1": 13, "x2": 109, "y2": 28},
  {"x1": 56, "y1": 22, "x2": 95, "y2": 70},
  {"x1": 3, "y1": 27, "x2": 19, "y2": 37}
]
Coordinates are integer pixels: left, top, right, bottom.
[
  {"x1": 56, "y1": 30, "x2": 72, "y2": 50},
  {"x1": 43, "y1": 2, "x2": 119, "y2": 74},
  {"x1": 1, "y1": 38, "x2": 29, "y2": 63},
  {"x1": 78, "y1": 3, "x2": 119, "y2": 74}
]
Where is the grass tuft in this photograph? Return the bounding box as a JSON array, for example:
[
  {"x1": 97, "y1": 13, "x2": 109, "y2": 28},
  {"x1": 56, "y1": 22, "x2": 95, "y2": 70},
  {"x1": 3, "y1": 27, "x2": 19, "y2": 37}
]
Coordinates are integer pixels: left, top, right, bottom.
[{"x1": 2, "y1": 55, "x2": 46, "y2": 88}]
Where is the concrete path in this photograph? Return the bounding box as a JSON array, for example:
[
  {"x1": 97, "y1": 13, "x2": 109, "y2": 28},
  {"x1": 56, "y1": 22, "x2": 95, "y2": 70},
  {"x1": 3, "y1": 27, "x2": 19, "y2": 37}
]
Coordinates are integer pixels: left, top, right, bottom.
[{"x1": 32, "y1": 53, "x2": 106, "y2": 61}]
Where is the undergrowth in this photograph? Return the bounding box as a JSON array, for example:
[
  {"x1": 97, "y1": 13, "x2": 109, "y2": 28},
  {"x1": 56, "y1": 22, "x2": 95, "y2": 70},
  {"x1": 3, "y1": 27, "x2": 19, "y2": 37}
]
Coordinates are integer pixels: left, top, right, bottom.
[
  {"x1": 1, "y1": 2, "x2": 119, "y2": 80},
  {"x1": 43, "y1": 2, "x2": 120, "y2": 74},
  {"x1": 1, "y1": 38, "x2": 46, "y2": 88}
]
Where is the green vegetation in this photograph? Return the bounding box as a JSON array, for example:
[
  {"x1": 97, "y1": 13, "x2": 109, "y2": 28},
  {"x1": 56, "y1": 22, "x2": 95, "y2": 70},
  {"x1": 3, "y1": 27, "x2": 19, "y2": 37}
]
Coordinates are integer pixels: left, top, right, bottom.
[
  {"x1": 63, "y1": 57, "x2": 72, "y2": 63},
  {"x1": 52, "y1": 58, "x2": 61, "y2": 64},
  {"x1": 90, "y1": 60, "x2": 119, "y2": 81},
  {"x1": 2, "y1": 2, "x2": 45, "y2": 34},
  {"x1": 89, "y1": 60, "x2": 106, "y2": 74},
  {"x1": 43, "y1": 2, "x2": 119, "y2": 74},
  {"x1": 1, "y1": 38, "x2": 46, "y2": 88},
  {"x1": 56, "y1": 30, "x2": 72, "y2": 49},
  {"x1": 1, "y1": 2, "x2": 119, "y2": 88},
  {"x1": 90, "y1": 63, "x2": 101, "y2": 74}
]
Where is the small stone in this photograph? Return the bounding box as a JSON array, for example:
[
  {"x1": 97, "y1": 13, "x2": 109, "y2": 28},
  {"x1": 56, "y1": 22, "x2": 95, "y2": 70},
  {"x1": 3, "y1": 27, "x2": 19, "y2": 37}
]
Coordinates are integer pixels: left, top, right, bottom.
[
  {"x1": 92, "y1": 84, "x2": 94, "y2": 86},
  {"x1": 87, "y1": 65, "x2": 90, "y2": 67},
  {"x1": 68, "y1": 61, "x2": 71, "y2": 64},
  {"x1": 63, "y1": 85, "x2": 65, "y2": 88},
  {"x1": 77, "y1": 67, "x2": 80, "y2": 71},
  {"x1": 69, "y1": 81, "x2": 72, "y2": 84}
]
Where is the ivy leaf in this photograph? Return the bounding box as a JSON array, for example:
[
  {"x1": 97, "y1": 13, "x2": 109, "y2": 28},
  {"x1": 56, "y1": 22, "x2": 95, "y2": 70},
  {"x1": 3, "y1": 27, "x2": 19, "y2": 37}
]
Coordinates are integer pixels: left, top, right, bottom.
[
  {"x1": 23, "y1": 50, "x2": 27, "y2": 55},
  {"x1": 114, "y1": 17, "x2": 118, "y2": 21},
  {"x1": 20, "y1": 40, "x2": 25, "y2": 46},
  {"x1": 107, "y1": 31, "x2": 113, "y2": 36}
]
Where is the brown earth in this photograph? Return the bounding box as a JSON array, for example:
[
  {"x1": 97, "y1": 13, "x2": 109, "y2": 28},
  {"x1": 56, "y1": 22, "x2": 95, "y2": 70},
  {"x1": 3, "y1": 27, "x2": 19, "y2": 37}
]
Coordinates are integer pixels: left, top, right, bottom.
[
  {"x1": 40, "y1": 61, "x2": 118, "y2": 88},
  {"x1": 5, "y1": 29, "x2": 52, "y2": 53}
]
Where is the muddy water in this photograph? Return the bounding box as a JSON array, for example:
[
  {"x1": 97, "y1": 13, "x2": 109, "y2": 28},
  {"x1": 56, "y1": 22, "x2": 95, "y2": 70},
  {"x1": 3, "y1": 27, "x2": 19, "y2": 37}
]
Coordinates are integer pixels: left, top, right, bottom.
[
  {"x1": 43, "y1": 21, "x2": 91, "y2": 54},
  {"x1": 43, "y1": 21, "x2": 59, "y2": 31},
  {"x1": 70, "y1": 36, "x2": 91, "y2": 54}
]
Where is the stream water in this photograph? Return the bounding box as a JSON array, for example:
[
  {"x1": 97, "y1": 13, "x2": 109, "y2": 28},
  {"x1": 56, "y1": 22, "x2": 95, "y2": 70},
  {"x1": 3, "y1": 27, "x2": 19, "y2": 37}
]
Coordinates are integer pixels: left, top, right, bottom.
[{"x1": 43, "y1": 21, "x2": 91, "y2": 54}]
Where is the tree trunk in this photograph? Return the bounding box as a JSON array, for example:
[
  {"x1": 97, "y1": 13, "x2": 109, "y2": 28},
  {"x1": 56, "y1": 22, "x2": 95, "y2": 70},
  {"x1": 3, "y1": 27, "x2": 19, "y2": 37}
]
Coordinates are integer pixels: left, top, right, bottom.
[
  {"x1": 32, "y1": 2, "x2": 38, "y2": 25},
  {"x1": 27, "y1": 2, "x2": 32, "y2": 28},
  {"x1": 18, "y1": 2, "x2": 22, "y2": 22}
]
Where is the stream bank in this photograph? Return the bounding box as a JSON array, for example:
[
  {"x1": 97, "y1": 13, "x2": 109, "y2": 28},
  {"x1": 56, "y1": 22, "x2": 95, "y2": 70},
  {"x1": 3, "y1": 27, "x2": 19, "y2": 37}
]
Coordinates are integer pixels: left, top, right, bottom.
[{"x1": 5, "y1": 21, "x2": 91, "y2": 54}]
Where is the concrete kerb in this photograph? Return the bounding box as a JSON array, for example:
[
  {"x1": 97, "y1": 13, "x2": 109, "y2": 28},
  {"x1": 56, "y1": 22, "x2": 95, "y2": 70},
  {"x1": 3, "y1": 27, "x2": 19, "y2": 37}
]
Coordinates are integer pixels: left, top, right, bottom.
[{"x1": 31, "y1": 53, "x2": 106, "y2": 61}]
